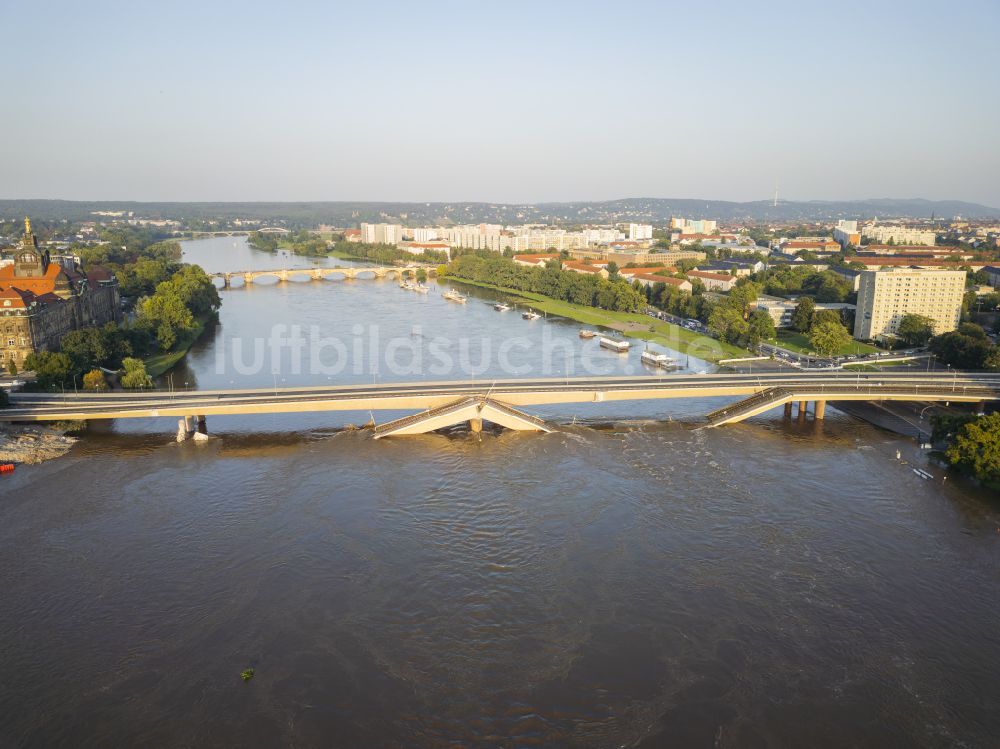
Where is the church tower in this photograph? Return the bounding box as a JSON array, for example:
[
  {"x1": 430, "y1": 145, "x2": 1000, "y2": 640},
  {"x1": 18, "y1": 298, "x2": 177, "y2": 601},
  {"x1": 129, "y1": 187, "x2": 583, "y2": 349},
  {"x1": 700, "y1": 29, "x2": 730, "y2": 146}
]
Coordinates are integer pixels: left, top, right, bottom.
[{"x1": 14, "y1": 216, "x2": 49, "y2": 278}]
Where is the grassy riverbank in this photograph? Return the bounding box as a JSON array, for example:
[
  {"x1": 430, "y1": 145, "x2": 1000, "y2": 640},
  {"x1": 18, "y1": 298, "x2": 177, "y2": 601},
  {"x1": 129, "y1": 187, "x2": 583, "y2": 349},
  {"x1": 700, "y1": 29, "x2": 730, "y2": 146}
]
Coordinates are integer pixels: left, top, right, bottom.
[
  {"x1": 776, "y1": 330, "x2": 882, "y2": 357},
  {"x1": 441, "y1": 276, "x2": 748, "y2": 363},
  {"x1": 143, "y1": 313, "x2": 213, "y2": 377}
]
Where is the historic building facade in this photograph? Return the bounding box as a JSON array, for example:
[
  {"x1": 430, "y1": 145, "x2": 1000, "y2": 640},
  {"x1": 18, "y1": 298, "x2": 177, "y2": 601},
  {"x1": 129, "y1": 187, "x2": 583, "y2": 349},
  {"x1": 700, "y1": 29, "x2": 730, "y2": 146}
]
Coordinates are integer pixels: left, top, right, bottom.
[{"x1": 0, "y1": 218, "x2": 121, "y2": 369}]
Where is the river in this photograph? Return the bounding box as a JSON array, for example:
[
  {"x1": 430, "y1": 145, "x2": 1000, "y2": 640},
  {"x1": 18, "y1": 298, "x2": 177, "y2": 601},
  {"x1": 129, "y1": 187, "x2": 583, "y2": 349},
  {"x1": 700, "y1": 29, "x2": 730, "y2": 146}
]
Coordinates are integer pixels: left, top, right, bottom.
[{"x1": 1, "y1": 237, "x2": 998, "y2": 747}]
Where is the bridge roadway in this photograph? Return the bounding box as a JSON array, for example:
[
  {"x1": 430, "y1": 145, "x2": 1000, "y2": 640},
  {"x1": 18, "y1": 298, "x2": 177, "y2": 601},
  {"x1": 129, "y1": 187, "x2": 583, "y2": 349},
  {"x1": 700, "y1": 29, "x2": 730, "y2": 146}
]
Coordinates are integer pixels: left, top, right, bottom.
[
  {"x1": 3, "y1": 372, "x2": 998, "y2": 434},
  {"x1": 211, "y1": 265, "x2": 438, "y2": 286}
]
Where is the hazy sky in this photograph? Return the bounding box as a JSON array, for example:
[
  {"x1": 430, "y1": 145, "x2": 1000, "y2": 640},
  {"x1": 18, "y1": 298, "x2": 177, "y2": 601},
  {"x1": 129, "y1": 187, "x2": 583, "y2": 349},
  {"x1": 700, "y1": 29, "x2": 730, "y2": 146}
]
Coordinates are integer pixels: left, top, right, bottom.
[{"x1": 3, "y1": 0, "x2": 999, "y2": 207}]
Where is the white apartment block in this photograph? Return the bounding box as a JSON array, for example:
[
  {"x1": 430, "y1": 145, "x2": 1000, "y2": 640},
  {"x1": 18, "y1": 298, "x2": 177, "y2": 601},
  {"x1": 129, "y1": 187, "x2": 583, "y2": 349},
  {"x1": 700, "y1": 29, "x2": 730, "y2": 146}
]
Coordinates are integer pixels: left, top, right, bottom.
[
  {"x1": 853, "y1": 268, "x2": 965, "y2": 341},
  {"x1": 628, "y1": 223, "x2": 653, "y2": 241},
  {"x1": 670, "y1": 217, "x2": 718, "y2": 235},
  {"x1": 861, "y1": 224, "x2": 936, "y2": 246},
  {"x1": 509, "y1": 229, "x2": 588, "y2": 252},
  {"x1": 412, "y1": 227, "x2": 439, "y2": 243},
  {"x1": 582, "y1": 228, "x2": 625, "y2": 244},
  {"x1": 833, "y1": 219, "x2": 861, "y2": 247},
  {"x1": 444, "y1": 224, "x2": 510, "y2": 252},
  {"x1": 360, "y1": 223, "x2": 403, "y2": 244}
]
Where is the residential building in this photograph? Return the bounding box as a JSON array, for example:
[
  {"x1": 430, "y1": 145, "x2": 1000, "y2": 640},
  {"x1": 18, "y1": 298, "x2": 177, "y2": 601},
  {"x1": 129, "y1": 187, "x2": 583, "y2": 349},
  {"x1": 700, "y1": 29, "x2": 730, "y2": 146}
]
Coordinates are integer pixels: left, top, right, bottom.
[
  {"x1": 628, "y1": 223, "x2": 653, "y2": 241},
  {"x1": 397, "y1": 241, "x2": 450, "y2": 257},
  {"x1": 618, "y1": 266, "x2": 679, "y2": 279},
  {"x1": 833, "y1": 220, "x2": 861, "y2": 247},
  {"x1": 670, "y1": 218, "x2": 718, "y2": 235},
  {"x1": 685, "y1": 270, "x2": 736, "y2": 292},
  {"x1": 562, "y1": 260, "x2": 610, "y2": 278},
  {"x1": 861, "y1": 223, "x2": 936, "y2": 246},
  {"x1": 412, "y1": 227, "x2": 439, "y2": 243},
  {"x1": 509, "y1": 229, "x2": 588, "y2": 252},
  {"x1": 361, "y1": 223, "x2": 403, "y2": 245},
  {"x1": 513, "y1": 253, "x2": 560, "y2": 268},
  {"x1": 853, "y1": 268, "x2": 965, "y2": 341},
  {"x1": 444, "y1": 224, "x2": 510, "y2": 252},
  {"x1": 1, "y1": 218, "x2": 121, "y2": 369},
  {"x1": 699, "y1": 259, "x2": 764, "y2": 277},
  {"x1": 632, "y1": 274, "x2": 692, "y2": 292},
  {"x1": 851, "y1": 257, "x2": 984, "y2": 271},
  {"x1": 983, "y1": 266, "x2": 1000, "y2": 287},
  {"x1": 571, "y1": 248, "x2": 706, "y2": 266},
  {"x1": 582, "y1": 228, "x2": 624, "y2": 244},
  {"x1": 777, "y1": 239, "x2": 841, "y2": 256},
  {"x1": 343, "y1": 228, "x2": 362, "y2": 243},
  {"x1": 755, "y1": 295, "x2": 855, "y2": 328}
]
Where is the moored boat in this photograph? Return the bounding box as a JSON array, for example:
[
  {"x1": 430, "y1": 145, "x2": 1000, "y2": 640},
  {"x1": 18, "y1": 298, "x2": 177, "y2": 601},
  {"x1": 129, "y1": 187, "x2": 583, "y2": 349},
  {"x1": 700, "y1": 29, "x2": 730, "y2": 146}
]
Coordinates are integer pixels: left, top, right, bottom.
[
  {"x1": 599, "y1": 336, "x2": 630, "y2": 352},
  {"x1": 641, "y1": 349, "x2": 675, "y2": 368},
  {"x1": 579, "y1": 329, "x2": 597, "y2": 339},
  {"x1": 522, "y1": 309, "x2": 541, "y2": 320},
  {"x1": 494, "y1": 302, "x2": 511, "y2": 311},
  {"x1": 443, "y1": 289, "x2": 467, "y2": 303}
]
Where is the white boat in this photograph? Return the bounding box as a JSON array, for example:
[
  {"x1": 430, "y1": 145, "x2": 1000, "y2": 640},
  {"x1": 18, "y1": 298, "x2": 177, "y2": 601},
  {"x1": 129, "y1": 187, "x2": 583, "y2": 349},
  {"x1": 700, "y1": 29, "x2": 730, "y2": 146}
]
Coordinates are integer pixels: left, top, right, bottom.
[
  {"x1": 579, "y1": 329, "x2": 597, "y2": 339},
  {"x1": 443, "y1": 289, "x2": 467, "y2": 303},
  {"x1": 599, "y1": 336, "x2": 630, "y2": 352},
  {"x1": 494, "y1": 302, "x2": 511, "y2": 311},
  {"x1": 414, "y1": 284, "x2": 429, "y2": 293},
  {"x1": 522, "y1": 309, "x2": 541, "y2": 320},
  {"x1": 641, "y1": 349, "x2": 675, "y2": 368}
]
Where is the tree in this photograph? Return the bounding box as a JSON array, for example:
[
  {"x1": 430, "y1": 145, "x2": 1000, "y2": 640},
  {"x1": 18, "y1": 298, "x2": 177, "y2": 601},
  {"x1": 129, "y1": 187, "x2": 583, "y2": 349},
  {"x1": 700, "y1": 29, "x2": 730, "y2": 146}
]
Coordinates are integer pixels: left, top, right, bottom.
[
  {"x1": 809, "y1": 319, "x2": 851, "y2": 356},
  {"x1": 747, "y1": 309, "x2": 776, "y2": 347},
  {"x1": 83, "y1": 369, "x2": 108, "y2": 391},
  {"x1": 120, "y1": 358, "x2": 153, "y2": 390},
  {"x1": 791, "y1": 297, "x2": 815, "y2": 332},
  {"x1": 416, "y1": 268, "x2": 427, "y2": 283},
  {"x1": 6, "y1": 358, "x2": 16, "y2": 376},
  {"x1": 24, "y1": 351, "x2": 76, "y2": 390},
  {"x1": 944, "y1": 413, "x2": 1000, "y2": 485},
  {"x1": 897, "y1": 314, "x2": 935, "y2": 346}
]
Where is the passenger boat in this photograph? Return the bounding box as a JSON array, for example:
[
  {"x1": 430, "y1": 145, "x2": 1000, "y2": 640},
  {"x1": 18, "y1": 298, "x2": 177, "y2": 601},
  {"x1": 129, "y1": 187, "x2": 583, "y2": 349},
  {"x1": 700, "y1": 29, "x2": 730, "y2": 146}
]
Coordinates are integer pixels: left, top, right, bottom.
[
  {"x1": 579, "y1": 329, "x2": 597, "y2": 339},
  {"x1": 443, "y1": 289, "x2": 467, "y2": 303},
  {"x1": 641, "y1": 349, "x2": 675, "y2": 368},
  {"x1": 493, "y1": 302, "x2": 511, "y2": 311},
  {"x1": 599, "y1": 336, "x2": 630, "y2": 352},
  {"x1": 522, "y1": 309, "x2": 541, "y2": 320}
]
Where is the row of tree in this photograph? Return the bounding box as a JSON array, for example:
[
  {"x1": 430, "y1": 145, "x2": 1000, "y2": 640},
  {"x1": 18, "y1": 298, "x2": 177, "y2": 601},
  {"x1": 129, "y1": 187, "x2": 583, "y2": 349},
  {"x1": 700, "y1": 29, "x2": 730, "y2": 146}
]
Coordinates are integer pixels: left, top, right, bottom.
[{"x1": 444, "y1": 255, "x2": 647, "y2": 313}]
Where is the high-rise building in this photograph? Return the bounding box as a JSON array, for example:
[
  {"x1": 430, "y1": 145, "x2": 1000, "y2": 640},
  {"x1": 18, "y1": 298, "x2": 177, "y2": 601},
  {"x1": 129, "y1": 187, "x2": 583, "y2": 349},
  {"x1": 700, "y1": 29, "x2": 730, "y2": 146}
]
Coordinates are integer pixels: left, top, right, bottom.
[
  {"x1": 360, "y1": 223, "x2": 403, "y2": 244},
  {"x1": 670, "y1": 218, "x2": 718, "y2": 235},
  {"x1": 412, "y1": 227, "x2": 438, "y2": 243},
  {"x1": 443, "y1": 225, "x2": 510, "y2": 252},
  {"x1": 628, "y1": 223, "x2": 653, "y2": 241},
  {"x1": 853, "y1": 268, "x2": 965, "y2": 341},
  {"x1": 833, "y1": 219, "x2": 861, "y2": 247}
]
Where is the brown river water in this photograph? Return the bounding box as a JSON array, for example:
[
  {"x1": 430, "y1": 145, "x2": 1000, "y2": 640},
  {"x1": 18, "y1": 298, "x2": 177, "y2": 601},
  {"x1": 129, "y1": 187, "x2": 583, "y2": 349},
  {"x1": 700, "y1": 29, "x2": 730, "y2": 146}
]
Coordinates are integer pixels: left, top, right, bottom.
[{"x1": 1, "y1": 237, "x2": 998, "y2": 747}]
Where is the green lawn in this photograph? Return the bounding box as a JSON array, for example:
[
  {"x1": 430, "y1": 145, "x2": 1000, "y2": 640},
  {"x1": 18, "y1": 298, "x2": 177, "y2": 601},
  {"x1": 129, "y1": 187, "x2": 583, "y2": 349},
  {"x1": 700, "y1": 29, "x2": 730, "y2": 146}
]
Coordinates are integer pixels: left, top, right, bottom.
[
  {"x1": 775, "y1": 329, "x2": 882, "y2": 357},
  {"x1": 143, "y1": 314, "x2": 212, "y2": 378},
  {"x1": 442, "y1": 276, "x2": 748, "y2": 363}
]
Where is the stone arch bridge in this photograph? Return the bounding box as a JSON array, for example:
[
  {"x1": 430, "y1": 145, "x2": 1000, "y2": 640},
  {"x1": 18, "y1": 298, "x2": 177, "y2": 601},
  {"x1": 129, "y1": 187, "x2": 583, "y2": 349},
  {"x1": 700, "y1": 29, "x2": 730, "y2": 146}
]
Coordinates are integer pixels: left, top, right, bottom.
[{"x1": 211, "y1": 265, "x2": 437, "y2": 288}]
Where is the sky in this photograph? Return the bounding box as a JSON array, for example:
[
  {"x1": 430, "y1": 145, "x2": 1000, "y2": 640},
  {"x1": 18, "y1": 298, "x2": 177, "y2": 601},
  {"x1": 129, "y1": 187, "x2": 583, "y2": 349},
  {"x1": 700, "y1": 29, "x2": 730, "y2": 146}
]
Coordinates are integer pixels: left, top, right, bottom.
[{"x1": 2, "y1": 0, "x2": 999, "y2": 207}]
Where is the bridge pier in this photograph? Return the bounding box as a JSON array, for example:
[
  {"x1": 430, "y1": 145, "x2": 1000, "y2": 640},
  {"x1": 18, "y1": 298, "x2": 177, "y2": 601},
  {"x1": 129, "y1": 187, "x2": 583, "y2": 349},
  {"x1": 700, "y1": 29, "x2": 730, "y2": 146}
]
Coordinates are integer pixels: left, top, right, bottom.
[
  {"x1": 783, "y1": 402, "x2": 793, "y2": 419},
  {"x1": 176, "y1": 416, "x2": 193, "y2": 442},
  {"x1": 469, "y1": 417, "x2": 483, "y2": 433},
  {"x1": 814, "y1": 400, "x2": 826, "y2": 420},
  {"x1": 798, "y1": 400, "x2": 808, "y2": 417},
  {"x1": 196, "y1": 415, "x2": 208, "y2": 434}
]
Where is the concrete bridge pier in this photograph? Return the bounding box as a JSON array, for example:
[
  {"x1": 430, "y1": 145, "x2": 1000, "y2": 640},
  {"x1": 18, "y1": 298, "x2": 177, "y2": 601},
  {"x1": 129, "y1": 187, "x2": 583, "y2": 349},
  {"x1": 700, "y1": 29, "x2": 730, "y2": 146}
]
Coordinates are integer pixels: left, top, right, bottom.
[
  {"x1": 469, "y1": 417, "x2": 483, "y2": 433},
  {"x1": 814, "y1": 400, "x2": 826, "y2": 420},
  {"x1": 798, "y1": 400, "x2": 808, "y2": 418},
  {"x1": 243, "y1": 273, "x2": 254, "y2": 285},
  {"x1": 176, "y1": 416, "x2": 194, "y2": 442},
  {"x1": 196, "y1": 415, "x2": 208, "y2": 434},
  {"x1": 223, "y1": 273, "x2": 232, "y2": 288},
  {"x1": 783, "y1": 402, "x2": 793, "y2": 419}
]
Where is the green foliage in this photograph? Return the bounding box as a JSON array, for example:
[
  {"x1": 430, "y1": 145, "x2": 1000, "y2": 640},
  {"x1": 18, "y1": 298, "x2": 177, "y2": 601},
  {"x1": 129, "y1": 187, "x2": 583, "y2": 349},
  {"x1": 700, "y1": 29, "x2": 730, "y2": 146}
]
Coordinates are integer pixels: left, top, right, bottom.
[
  {"x1": 809, "y1": 319, "x2": 851, "y2": 356},
  {"x1": 896, "y1": 313, "x2": 935, "y2": 346},
  {"x1": 753, "y1": 266, "x2": 852, "y2": 303},
  {"x1": 929, "y1": 324, "x2": 994, "y2": 369},
  {"x1": 706, "y1": 282, "x2": 764, "y2": 348},
  {"x1": 241, "y1": 668, "x2": 255, "y2": 682},
  {"x1": 6, "y1": 358, "x2": 16, "y2": 376},
  {"x1": 790, "y1": 297, "x2": 815, "y2": 332},
  {"x1": 930, "y1": 413, "x2": 976, "y2": 443},
  {"x1": 24, "y1": 351, "x2": 75, "y2": 390},
  {"x1": 944, "y1": 413, "x2": 1000, "y2": 484},
  {"x1": 248, "y1": 231, "x2": 279, "y2": 251},
  {"x1": 82, "y1": 369, "x2": 108, "y2": 391},
  {"x1": 120, "y1": 358, "x2": 153, "y2": 389},
  {"x1": 416, "y1": 268, "x2": 427, "y2": 283},
  {"x1": 330, "y1": 239, "x2": 448, "y2": 265},
  {"x1": 445, "y1": 255, "x2": 645, "y2": 313},
  {"x1": 60, "y1": 323, "x2": 137, "y2": 371}
]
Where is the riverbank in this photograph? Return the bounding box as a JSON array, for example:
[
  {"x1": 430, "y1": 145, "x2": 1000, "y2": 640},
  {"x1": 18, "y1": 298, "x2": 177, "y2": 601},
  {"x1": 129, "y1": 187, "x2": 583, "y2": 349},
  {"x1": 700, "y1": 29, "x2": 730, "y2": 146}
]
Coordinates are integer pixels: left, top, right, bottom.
[
  {"x1": 0, "y1": 424, "x2": 78, "y2": 465},
  {"x1": 441, "y1": 276, "x2": 748, "y2": 363},
  {"x1": 143, "y1": 313, "x2": 214, "y2": 377}
]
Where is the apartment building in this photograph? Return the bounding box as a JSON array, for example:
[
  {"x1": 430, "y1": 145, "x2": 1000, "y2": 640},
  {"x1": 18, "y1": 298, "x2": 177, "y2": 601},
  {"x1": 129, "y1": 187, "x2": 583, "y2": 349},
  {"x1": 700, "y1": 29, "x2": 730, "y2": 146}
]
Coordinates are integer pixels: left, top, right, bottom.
[
  {"x1": 444, "y1": 225, "x2": 510, "y2": 252},
  {"x1": 861, "y1": 223, "x2": 936, "y2": 246},
  {"x1": 670, "y1": 218, "x2": 718, "y2": 235},
  {"x1": 833, "y1": 220, "x2": 861, "y2": 247},
  {"x1": 361, "y1": 223, "x2": 403, "y2": 244},
  {"x1": 509, "y1": 229, "x2": 588, "y2": 252},
  {"x1": 628, "y1": 223, "x2": 653, "y2": 241},
  {"x1": 853, "y1": 268, "x2": 965, "y2": 341}
]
